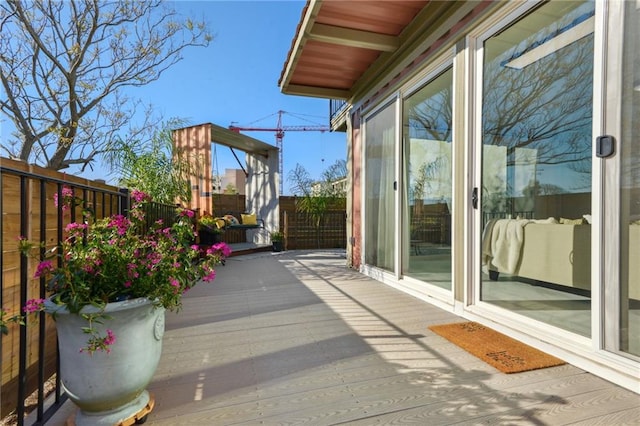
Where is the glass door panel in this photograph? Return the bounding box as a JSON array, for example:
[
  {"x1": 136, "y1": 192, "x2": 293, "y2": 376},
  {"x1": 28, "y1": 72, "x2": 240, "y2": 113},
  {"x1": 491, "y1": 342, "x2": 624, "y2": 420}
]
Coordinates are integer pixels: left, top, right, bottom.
[
  {"x1": 364, "y1": 102, "x2": 397, "y2": 272},
  {"x1": 402, "y1": 68, "x2": 453, "y2": 289},
  {"x1": 617, "y1": 1, "x2": 640, "y2": 357},
  {"x1": 479, "y1": 1, "x2": 594, "y2": 336}
]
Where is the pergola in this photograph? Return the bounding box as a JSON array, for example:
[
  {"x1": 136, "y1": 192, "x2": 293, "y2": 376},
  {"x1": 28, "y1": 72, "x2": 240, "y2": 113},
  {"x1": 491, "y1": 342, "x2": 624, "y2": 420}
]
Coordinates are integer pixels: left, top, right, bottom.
[{"x1": 173, "y1": 123, "x2": 279, "y2": 244}]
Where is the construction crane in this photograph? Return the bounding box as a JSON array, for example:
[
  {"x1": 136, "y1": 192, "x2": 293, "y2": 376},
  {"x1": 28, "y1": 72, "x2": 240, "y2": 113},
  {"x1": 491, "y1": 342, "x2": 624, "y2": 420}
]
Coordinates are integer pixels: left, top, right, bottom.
[{"x1": 229, "y1": 110, "x2": 330, "y2": 194}]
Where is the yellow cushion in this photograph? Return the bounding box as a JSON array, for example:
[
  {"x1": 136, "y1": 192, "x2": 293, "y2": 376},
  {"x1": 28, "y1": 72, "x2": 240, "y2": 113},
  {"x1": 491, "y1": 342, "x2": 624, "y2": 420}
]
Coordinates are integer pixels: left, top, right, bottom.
[
  {"x1": 214, "y1": 218, "x2": 226, "y2": 229},
  {"x1": 559, "y1": 217, "x2": 585, "y2": 225},
  {"x1": 241, "y1": 213, "x2": 257, "y2": 225}
]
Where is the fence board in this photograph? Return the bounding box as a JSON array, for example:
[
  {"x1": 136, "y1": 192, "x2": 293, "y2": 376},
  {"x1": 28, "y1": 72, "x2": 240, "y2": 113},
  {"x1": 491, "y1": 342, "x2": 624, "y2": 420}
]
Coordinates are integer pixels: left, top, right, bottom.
[{"x1": 284, "y1": 211, "x2": 346, "y2": 250}]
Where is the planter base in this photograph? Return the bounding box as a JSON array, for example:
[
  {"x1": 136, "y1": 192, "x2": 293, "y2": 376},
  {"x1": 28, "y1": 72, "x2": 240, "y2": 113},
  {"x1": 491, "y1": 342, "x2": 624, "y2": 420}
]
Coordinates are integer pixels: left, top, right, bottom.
[{"x1": 68, "y1": 391, "x2": 154, "y2": 426}]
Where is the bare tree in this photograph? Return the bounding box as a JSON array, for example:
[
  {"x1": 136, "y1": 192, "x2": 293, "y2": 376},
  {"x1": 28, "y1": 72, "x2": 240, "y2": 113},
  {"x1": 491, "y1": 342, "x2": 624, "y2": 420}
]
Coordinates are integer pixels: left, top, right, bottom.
[
  {"x1": 405, "y1": 35, "x2": 592, "y2": 175},
  {"x1": 407, "y1": 88, "x2": 452, "y2": 142},
  {"x1": 0, "y1": 0, "x2": 211, "y2": 171},
  {"x1": 482, "y1": 36, "x2": 593, "y2": 173},
  {"x1": 288, "y1": 163, "x2": 314, "y2": 197}
]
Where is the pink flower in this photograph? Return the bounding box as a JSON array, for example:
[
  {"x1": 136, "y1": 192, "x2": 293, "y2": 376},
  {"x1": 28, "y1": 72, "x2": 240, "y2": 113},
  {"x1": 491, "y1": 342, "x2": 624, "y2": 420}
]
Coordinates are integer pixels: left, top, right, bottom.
[
  {"x1": 34, "y1": 260, "x2": 54, "y2": 278},
  {"x1": 131, "y1": 190, "x2": 150, "y2": 204},
  {"x1": 126, "y1": 264, "x2": 139, "y2": 279},
  {"x1": 53, "y1": 186, "x2": 74, "y2": 210},
  {"x1": 211, "y1": 242, "x2": 232, "y2": 258},
  {"x1": 202, "y1": 269, "x2": 216, "y2": 282},
  {"x1": 107, "y1": 215, "x2": 130, "y2": 235},
  {"x1": 169, "y1": 278, "x2": 180, "y2": 288},
  {"x1": 65, "y1": 222, "x2": 88, "y2": 239},
  {"x1": 104, "y1": 329, "x2": 116, "y2": 346},
  {"x1": 180, "y1": 209, "x2": 195, "y2": 218},
  {"x1": 65, "y1": 222, "x2": 87, "y2": 232},
  {"x1": 23, "y1": 298, "x2": 45, "y2": 314},
  {"x1": 147, "y1": 252, "x2": 161, "y2": 265}
]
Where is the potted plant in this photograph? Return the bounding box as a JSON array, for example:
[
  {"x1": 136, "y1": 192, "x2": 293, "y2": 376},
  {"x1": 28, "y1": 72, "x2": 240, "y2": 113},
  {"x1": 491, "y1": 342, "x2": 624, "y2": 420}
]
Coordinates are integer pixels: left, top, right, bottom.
[
  {"x1": 198, "y1": 212, "x2": 224, "y2": 245},
  {"x1": 18, "y1": 188, "x2": 231, "y2": 425},
  {"x1": 270, "y1": 230, "x2": 284, "y2": 252}
]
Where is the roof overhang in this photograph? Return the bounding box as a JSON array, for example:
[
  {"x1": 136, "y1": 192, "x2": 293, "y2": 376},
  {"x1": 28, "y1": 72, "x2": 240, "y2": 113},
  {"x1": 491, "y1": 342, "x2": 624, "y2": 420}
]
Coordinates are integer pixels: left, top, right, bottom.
[
  {"x1": 173, "y1": 123, "x2": 277, "y2": 158},
  {"x1": 208, "y1": 123, "x2": 277, "y2": 157},
  {"x1": 279, "y1": 1, "x2": 480, "y2": 101}
]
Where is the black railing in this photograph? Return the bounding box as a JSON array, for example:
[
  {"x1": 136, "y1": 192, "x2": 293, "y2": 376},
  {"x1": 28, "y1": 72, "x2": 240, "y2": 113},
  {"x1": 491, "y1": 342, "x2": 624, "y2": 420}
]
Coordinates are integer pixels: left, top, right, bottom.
[
  {"x1": 329, "y1": 99, "x2": 348, "y2": 123},
  {"x1": 1, "y1": 164, "x2": 128, "y2": 426},
  {"x1": 0, "y1": 163, "x2": 192, "y2": 426},
  {"x1": 141, "y1": 202, "x2": 191, "y2": 234}
]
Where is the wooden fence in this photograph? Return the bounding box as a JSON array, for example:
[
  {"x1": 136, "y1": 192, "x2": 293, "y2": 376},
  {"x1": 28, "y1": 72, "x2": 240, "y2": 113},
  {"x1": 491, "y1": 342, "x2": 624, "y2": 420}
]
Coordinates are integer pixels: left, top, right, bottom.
[
  {"x1": 209, "y1": 194, "x2": 347, "y2": 248},
  {"x1": 283, "y1": 211, "x2": 347, "y2": 250}
]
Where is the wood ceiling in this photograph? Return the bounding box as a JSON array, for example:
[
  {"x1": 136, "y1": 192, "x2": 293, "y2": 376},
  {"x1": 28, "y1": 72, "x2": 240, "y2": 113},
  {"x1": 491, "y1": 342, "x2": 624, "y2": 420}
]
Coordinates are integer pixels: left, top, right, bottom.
[{"x1": 279, "y1": 0, "x2": 430, "y2": 100}]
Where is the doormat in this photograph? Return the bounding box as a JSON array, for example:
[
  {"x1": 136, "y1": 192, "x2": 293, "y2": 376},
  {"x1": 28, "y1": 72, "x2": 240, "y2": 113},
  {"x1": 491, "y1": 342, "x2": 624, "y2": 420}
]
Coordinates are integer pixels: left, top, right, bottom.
[{"x1": 428, "y1": 321, "x2": 565, "y2": 374}]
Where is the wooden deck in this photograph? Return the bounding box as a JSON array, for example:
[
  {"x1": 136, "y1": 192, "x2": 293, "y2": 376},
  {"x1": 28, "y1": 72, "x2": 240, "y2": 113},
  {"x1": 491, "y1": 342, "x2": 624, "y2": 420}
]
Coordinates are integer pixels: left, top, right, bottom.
[{"x1": 47, "y1": 249, "x2": 639, "y2": 425}]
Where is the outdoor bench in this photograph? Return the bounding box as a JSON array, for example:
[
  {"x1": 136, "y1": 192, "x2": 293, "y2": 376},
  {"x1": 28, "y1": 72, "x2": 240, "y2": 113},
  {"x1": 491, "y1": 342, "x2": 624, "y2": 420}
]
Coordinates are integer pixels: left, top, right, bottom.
[{"x1": 219, "y1": 212, "x2": 264, "y2": 230}]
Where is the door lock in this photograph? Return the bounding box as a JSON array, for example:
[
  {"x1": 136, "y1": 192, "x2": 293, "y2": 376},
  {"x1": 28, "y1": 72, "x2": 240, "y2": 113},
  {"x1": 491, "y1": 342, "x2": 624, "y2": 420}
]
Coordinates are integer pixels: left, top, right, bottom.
[{"x1": 472, "y1": 187, "x2": 478, "y2": 209}]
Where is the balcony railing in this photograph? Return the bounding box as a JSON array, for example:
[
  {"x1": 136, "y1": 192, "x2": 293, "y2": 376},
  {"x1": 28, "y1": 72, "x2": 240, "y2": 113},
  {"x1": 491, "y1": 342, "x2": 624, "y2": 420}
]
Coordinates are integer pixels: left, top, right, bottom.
[
  {"x1": 329, "y1": 99, "x2": 348, "y2": 124},
  {"x1": 0, "y1": 162, "x2": 130, "y2": 425},
  {"x1": 0, "y1": 160, "x2": 186, "y2": 426}
]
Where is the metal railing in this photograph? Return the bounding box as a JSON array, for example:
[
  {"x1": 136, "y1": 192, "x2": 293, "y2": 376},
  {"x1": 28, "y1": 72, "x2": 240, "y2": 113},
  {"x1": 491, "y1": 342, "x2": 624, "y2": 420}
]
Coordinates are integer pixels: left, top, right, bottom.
[
  {"x1": 1, "y1": 164, "x2": 192, "y2": 425},
  {"x1": 1, "y1": 164, "x2": 130, "y2": 425},
  {"x1": 141, "y1": 201, "x2": 189, "y2": 233},
  {"x1": 1, "y1": 165, "x2": 193, "y2": 425},
  {"x1": 329, "y1": 99, "x2": 348, "y2": 123}
]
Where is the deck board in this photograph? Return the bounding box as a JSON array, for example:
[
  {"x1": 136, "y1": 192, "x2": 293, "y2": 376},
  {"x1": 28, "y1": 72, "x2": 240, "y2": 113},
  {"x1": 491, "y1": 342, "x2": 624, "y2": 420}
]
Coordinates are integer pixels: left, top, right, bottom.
[{"x1": 45, "y1": 249, "x2": 640, "y2": 425}]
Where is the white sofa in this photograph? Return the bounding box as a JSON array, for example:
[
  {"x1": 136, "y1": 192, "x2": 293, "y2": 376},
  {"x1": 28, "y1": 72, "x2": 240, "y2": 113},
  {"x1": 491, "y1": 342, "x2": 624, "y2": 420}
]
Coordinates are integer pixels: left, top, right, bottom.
[
  {"x1": 485, "y1": 222, "x2": 640, "y2": 300},
  {"x1": 516, "y1": 223, "x2": 590, "y2": 291}
]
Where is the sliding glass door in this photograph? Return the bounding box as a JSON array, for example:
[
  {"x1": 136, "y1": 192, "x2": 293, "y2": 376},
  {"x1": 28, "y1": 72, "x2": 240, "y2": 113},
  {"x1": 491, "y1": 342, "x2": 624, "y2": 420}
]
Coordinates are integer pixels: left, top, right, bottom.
[
  {"x1": 478, "y1": 0, "x2": 594, "y2": 336},
  {"x1": 604, "y1": 0, "x2": 640, "y2": 359},
  {"x1": 364, "y1": 102, "x2": 397, "y2": 272},
  {"x1": 402, "y1": 68, "x2": 453, "y2": 289}
]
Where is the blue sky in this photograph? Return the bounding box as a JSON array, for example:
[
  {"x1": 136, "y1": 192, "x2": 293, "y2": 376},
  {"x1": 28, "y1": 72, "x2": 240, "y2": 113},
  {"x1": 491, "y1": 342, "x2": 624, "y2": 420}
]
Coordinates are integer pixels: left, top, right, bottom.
[
  {"x1": 125, "y1": 0, "x2": 346, "y2": 195},
  {"x1": 1, "y1": 1, "x2": 345, "y2": 195}
]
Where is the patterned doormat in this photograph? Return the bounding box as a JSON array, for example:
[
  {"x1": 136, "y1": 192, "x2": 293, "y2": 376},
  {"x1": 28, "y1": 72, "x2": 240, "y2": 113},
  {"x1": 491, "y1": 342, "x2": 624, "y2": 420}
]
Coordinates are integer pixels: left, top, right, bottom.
[{"x1": 428, "y1": 321, "x2": 566, "y2": 373}]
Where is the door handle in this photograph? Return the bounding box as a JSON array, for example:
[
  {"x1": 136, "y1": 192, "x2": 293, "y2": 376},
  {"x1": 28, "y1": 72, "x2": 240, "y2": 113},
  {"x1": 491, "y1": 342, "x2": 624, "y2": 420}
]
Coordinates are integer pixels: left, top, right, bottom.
[
  {"x1": 596, "y1": 135, "x2": 615, "y2": 158},
  {"x1": 472, "y1": 187, "x2": 478, "y2": 209}
]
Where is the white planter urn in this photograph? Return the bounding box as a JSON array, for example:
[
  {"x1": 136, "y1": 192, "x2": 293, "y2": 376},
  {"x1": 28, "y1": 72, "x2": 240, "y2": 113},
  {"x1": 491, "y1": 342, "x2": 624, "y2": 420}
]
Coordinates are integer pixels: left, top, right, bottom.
[{"x1": 46, "y1": 297, "x2": 165, "y2": 425}]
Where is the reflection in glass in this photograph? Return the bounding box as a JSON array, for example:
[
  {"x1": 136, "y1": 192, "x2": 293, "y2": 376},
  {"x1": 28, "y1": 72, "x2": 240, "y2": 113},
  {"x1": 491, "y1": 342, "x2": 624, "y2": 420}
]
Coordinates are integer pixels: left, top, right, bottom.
[
  {"x1": 402, "y1": 68, "x2": 453, "y2": 289},
  {"x1": 364, "y1": 103, "x2": 396, "y2": 272},
  {"x1": 619, "y1": 1, "x2": 640, "y2": 358},
  {"x1": 480, "y1": 1, "x2": 594, "y2": 336}
]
